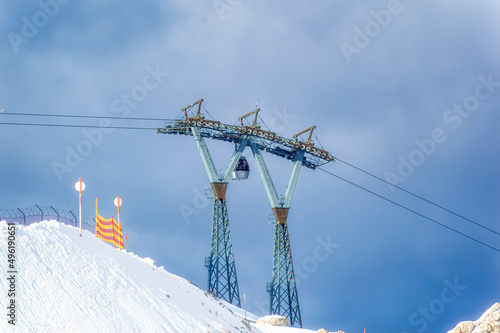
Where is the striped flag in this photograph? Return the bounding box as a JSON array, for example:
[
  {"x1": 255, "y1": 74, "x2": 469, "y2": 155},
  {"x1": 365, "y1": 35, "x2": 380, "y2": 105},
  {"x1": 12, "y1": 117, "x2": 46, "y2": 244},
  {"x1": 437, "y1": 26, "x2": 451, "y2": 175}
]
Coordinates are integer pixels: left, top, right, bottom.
[{"x1": 95, "y1": 214, "x2": 123, "y2": 250}]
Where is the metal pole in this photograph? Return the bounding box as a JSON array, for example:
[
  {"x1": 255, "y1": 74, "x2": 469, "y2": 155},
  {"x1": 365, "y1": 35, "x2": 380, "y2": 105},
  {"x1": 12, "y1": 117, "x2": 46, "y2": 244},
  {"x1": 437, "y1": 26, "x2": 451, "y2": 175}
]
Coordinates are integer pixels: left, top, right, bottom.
[
  {"x1": 79, "y1": 178, "x2": 82, "y2": 237},
  {"x1": 69, "y1": 210, "x2": 77, "y2": 226},
  {"x1": 50, "y1": 206, "x2": 59, "y2": 221},
  {"x1": 17, "y1": 208, "x2": 26, "y2": 225},
  {"x1": 244, "y1": 294, "x2": 247, "y2": 320},
  {"x1": 35, "y1": 204, "x2": 43, "y2": 221},
  {"x1": 117, "y1": 195, "x2": 120, "y2": 226}
]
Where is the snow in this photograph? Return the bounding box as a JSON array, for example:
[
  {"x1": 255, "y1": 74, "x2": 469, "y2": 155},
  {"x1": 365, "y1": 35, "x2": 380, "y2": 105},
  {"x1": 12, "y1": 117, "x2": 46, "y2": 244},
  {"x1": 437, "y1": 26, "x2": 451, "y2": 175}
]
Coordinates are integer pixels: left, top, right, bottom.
[
  {"x1": 0, "y1": 220, "x2": 328, "y2": 333},
  {"x1": 255, "y1": 325, "x2": 317, "y2": 333}
]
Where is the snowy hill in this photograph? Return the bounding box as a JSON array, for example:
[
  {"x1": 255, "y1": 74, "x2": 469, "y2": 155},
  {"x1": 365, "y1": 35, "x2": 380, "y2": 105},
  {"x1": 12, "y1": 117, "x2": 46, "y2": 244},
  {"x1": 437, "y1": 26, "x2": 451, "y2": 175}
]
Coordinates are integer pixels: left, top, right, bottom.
[{"x1": 0, "y1": 220, "x2": 332, "y2": 333}]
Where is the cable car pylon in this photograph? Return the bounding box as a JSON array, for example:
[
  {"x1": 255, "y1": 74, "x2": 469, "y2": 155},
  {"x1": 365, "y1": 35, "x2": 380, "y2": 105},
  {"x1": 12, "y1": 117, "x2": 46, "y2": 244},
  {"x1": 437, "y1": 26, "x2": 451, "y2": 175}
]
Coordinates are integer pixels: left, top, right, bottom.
[
  {"x1": 181, "y1": 99, "x2": 245, "y2": 306},
  {"x1": 157, "y1": 99, "x2": 335, "y2": 325},
  {"x1": 251, "y1": 141, "x2": 304, "y2": 327}
]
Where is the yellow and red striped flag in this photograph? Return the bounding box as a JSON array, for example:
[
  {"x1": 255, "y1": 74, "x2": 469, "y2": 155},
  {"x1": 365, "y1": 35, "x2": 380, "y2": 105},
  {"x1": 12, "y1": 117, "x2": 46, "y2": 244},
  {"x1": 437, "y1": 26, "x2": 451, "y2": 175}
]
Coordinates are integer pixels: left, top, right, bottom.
[
  {"x1": 95, "y1": 214, "x2": 123, "y2": 250},
  {"x1": 95, "y1": 198, "x2": 123, "y2": 250}
]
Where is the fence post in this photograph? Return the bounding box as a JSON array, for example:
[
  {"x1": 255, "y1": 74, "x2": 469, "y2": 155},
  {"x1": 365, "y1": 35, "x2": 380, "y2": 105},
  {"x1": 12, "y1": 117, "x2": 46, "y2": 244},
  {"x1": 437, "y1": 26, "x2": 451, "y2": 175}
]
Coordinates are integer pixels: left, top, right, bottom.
[
  {"x1": 50, "y1": 206, "x2": 59, "y2": 221},
  {"x1": 35, "y1": 204, "x2": 43, "y2": 221},
  {"x1": 69, "y1": 210, "x2": 77, "y2": 226},
  {"x1": 17, "y1": 208, "x2": 26, "y2": 225}
]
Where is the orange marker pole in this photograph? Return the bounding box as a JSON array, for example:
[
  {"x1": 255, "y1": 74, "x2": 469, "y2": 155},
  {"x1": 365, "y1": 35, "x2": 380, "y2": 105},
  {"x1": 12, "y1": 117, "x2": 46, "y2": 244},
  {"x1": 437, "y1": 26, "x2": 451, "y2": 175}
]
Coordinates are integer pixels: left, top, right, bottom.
[
  {"x1": 116, "y1": 196, "x2": 122, "y2": 249},
  {"x1": 95, "y1": 198, "x2": 98, "y2": 237},
  {"x1": 117, "y1": 195, "x2": 120, "y2": 226},
  {"x1": 119, "y1": 223, "x2": 123, "y2": 250},
  {"x1": 243, "y1": 294, "x2": 247, "y2": 320}
]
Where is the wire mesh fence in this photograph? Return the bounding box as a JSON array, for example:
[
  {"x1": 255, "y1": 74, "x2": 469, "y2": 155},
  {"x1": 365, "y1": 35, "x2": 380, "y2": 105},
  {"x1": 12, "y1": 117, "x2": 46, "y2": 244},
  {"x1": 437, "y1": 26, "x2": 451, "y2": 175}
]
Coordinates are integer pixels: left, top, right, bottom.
[{"x1": 0, "y1": 205, "x2": 96, "y2": 234}]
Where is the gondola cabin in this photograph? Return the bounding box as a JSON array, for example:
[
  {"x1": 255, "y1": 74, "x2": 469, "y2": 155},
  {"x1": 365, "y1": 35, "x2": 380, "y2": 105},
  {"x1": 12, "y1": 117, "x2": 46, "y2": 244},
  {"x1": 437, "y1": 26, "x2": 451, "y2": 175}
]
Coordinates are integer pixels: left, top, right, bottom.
[{"x1": 231, "y1": 156, "x2": 249, "y2": 180}]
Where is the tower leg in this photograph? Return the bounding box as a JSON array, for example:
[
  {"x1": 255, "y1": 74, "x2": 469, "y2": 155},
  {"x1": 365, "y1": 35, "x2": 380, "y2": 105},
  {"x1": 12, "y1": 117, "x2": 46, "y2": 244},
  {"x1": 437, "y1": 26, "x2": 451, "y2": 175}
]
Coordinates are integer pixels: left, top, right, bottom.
[
  {"x1": 206, "y1": 197, "x2": 241, "y2": 307},
  {"x1": 267, "y1": 222, "x2": 302, "y2": 327}
]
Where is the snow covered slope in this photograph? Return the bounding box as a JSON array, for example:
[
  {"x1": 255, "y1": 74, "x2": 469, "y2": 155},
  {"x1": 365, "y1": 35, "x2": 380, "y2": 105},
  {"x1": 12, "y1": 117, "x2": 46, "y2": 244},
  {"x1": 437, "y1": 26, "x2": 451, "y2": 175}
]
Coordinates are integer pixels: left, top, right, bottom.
[{"x1": 0, "y1": 220, "x2": 328, "y2": 333}]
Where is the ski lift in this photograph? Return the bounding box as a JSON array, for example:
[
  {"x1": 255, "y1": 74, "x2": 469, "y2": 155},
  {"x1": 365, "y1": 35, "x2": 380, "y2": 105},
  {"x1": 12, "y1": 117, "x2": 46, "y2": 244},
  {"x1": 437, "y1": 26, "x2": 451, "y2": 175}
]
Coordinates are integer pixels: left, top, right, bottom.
[{"x1": 231, "y1": 156, "x2": 249, "y2": 180}]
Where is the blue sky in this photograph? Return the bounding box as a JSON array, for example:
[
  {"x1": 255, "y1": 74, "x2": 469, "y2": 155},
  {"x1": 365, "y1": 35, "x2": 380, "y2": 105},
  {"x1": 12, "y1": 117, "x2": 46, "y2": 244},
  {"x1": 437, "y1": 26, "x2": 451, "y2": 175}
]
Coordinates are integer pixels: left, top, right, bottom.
[{"x1": 1, "y1": 1, "x2": 499, "y2": 332}]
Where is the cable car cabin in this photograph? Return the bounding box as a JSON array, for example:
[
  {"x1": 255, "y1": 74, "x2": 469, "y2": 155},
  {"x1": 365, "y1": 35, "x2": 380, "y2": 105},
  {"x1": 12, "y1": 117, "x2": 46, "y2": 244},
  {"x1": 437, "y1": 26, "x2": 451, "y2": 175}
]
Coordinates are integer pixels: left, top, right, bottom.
[{"x1": 231, "y1": 156, "x2": 250, "y2": 180}]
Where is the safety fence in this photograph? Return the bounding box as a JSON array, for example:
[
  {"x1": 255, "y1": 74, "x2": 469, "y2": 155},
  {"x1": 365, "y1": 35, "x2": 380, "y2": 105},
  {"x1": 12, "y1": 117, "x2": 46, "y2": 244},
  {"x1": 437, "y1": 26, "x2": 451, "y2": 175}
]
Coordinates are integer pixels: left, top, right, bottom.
[{"x1": 0, "y1": 205, "x2": 96, "y2": 233}]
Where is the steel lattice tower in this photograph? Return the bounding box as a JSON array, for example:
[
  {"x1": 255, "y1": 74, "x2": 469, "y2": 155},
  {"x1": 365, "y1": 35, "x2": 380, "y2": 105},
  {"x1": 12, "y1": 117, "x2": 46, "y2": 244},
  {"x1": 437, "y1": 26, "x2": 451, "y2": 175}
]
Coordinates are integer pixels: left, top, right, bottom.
[
  {"x1": 267, "y1": 221, "x2": 301, "y2": 326},
  {"x1": 251, "y1": 141, "x2": 305, "y2": 327},
  {"x1": 205, "y1": 188, "x2": 240, "y2": 306},
  {"x1": 160, "y1": 99, "x2": 248, "y2": 307}
]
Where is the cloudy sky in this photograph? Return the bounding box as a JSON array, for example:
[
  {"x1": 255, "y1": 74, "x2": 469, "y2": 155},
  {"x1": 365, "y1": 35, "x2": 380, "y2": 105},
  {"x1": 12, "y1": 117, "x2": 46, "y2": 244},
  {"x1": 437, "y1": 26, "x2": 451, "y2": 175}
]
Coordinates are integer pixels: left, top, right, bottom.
[{"x1": 1, "y1": 0, "x2": 499, "y2": 332}]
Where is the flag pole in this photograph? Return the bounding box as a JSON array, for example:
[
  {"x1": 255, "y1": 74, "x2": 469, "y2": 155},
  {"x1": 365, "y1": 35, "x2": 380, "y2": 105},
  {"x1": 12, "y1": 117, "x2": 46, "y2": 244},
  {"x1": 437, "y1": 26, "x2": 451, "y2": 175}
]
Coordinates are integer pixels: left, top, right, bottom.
[
  {"x1": 243, "y1": 294, "x2": 247, "y2": 320},
  {"x1": 95, "y1": 197, "x2": 98, "y2": 237},
  {"x1": 117, "y1": 195, "x2": 120, "y2": 226},
  {"x1": 114, "y1": 196, "x2": 123, "y2": 250}
]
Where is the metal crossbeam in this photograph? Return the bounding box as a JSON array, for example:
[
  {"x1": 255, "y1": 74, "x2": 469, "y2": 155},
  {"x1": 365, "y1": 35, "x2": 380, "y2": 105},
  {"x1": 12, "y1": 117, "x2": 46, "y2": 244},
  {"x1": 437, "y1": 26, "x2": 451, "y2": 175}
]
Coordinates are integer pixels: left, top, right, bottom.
[
  {"x1": 158, "y1": 119, "x2": 334, "y2": 170},
  {"x1": 283, "y1": 151, "x2": 304, "y2": 209},
  {"x1": 192, "y1": 127, "x2": 218, "y2": 183},
  {"x1": 250, "y1": 141, "x2": 280, "y2": 208}
]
